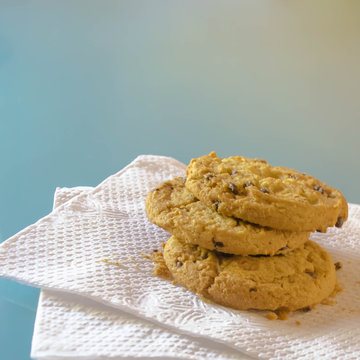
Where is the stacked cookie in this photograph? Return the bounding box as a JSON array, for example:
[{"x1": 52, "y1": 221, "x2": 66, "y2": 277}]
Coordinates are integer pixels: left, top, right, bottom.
[{"x1": 146, "y1": 152, "x2": 348, "y2": 312}]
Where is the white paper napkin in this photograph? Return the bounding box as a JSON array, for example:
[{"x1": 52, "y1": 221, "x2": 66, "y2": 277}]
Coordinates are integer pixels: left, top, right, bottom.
[
  {"x1": 32, "y1": 186, "x2": 246, "y2": 360},
  {"x1": 1, "y1": 155, "x2": 360, "y2": 359},
  {"x1": 33, "y1": 290, "x2": 247, "y2": 360}
]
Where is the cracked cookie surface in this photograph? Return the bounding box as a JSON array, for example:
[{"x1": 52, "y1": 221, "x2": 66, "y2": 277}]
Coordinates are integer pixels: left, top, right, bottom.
[
  {"x1": 146, "y1": 177, "x2": 309, "y2": 256},
  {"x1": 185, "y1": 152, "x2": 348, "y2": 232},
  {"x1": 163, "y1": 236, "x2": 337, "y2": 311}
]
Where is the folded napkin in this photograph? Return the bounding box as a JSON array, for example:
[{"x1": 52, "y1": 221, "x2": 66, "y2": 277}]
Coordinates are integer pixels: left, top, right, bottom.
[
  {"x1": 1, "y1": 155, "x2": 360, "y2": 359},
  {"x1": 32, "y1": 186, "x2": 245, "y2": 360}
]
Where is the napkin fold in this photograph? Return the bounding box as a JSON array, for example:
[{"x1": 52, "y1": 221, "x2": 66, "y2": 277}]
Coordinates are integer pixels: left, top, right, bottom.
[{"x1": 1, "y1": 155, "x2": 360, "y2": 359}]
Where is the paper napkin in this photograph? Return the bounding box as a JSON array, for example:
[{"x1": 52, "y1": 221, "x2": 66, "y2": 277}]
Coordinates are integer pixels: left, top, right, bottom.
[
  {"x1": 1, "y1": 155, "x2": 359, "y2": 359},
  {"x1": 32, "y1": 186, "x2": 245, "y2": 360}
]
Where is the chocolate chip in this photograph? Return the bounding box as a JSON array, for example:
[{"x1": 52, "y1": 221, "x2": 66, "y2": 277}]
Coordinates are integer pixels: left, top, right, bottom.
[
  {"x1": 300, "y1": 306, "x2": 311, "y2": 312},
  {"x1": 249, "y1": 288, "x2": 257, "y2": 292},
  {"x1": 213, "y1": 201, "x2": 220, "y2": 212},
  {"x1": 233, "y1": 217, "x2": 241, "y2": 226},
  {"x1": 334, "y1": 262, "x2": 342, "y2": 270},
  {"x1": 176, "y1": 261, "x2": 183, "y2": 268},
  {"x1": 314, "y1": 185, "x2": 324, "y2": 194},
  {"x1": 153, "y1": 249, "x2": 158, "y2": 252},
  {"x1": 229, "y1": 182, "x2": 239, "y2": 195},
  {"x1": 182, "y1": 176, "x2": 187, "y2": 184},
  {"x1": 305, "y1": 271, "x2": 317, "y2": 279},
  {"x1": 231, "y1": 170, "x2": 237, "y2": 175},
  {"x1": 335, "y1": 216, "x2": 344, "y2": 228},
  {"x1": 212, "y1": 237, "x2": 224, "y2": 247},
  {"x1": 260, "y1": 188, "x2": 270, "y2": 194},
  {"x1": 204, "y1": 173, "x2": 214, "y2": 180},
  {"x1": 243, "y1": 182, "x2": 254, "y2": 188}
]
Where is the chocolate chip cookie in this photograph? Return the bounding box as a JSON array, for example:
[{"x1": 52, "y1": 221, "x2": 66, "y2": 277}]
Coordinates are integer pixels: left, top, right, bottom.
[
  {"x1": 146, "y1": 177, "x2": 309, "y2": 255},
  {"x1": 185, "y1": 152, "x2": 348, "y2": 232},
  {"x1": 163, "y1": 236, "x2": 337, "y2": 311}
]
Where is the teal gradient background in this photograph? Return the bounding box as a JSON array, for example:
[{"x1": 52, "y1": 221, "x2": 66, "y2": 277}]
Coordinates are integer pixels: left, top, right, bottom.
[{"x1": 0, "y1": 1, "x2": 359, "y2": 359}]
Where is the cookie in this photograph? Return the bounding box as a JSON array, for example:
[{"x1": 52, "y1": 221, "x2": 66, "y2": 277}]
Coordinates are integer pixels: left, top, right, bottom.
[
  {"x1": 163, "y1": 236, "x2": 337, "y2": 311},
  {"x1": 185, "y1": 152, "x2": 348, "y2": 232},
  {"x1": 146, "y1": 177, "x2": 309, "y2": 256}
]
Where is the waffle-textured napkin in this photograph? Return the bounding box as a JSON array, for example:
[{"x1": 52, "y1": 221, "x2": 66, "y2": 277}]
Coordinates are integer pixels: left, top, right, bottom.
[
  {"x1": 1, "y1": 155, "x2": 360, "y2": 359},
  {"x1": 33, "y1": 186, "x2": 245, "y2": 360}
]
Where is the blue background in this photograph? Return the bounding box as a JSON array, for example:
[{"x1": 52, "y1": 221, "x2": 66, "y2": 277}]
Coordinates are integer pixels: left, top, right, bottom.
[{"x1": 1, "y1": 1, "x2": 359, "y2": 359}]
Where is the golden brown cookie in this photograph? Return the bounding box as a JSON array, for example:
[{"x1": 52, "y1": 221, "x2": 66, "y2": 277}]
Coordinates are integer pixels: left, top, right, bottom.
[
  {"x1": 146, "y1": 177, "x2": 309, "y2": 256},
  {"x1": 185, "y1": 152, "x2": 348, "y2": 232},
  {"x1": 163, "y1": 236, "x2": 337, "y2": 311}
]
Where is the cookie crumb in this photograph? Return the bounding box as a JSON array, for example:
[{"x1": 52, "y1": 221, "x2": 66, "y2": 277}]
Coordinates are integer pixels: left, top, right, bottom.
[
  {"x1": 295, "y1": 320, "x2": 301, "y2": 326},
  {"x1": 330, "y1": 282, "x2": 344, "y2": 297},
  {"x1": 276, "y1": 308, "x2": 289, "y2": 320},
  {"x1": 334, "y1": 262, "x2": 342, "y2": 270},
  {"x1": 152, "y1": 251, "x2": 173, "y2": 279},
  {"x1": 171, "y1": 280, "x2": 177, "y2": 285},
  {"x1": 100, "y1": 258, "x2": 123, "y2": 267},
  {"x1": 266, "y1": 311, "x2": 278, "y2": 320},
  {"x1": 133, "y1": 263, "x2": 139, "y2": 270},
  {"x1": 140, "y1": 252, "x2": 152, "y2": 260},
  {"x1": 321, "y1": 298, "x2": 335, "y2": 306},
  {"x1": 198, "y1": 295, "x2": 212, "y2": 304}
]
